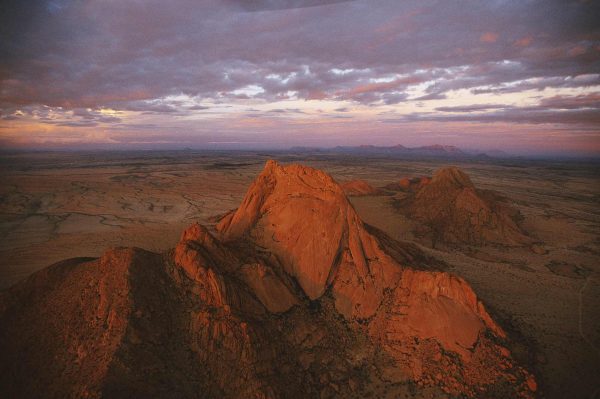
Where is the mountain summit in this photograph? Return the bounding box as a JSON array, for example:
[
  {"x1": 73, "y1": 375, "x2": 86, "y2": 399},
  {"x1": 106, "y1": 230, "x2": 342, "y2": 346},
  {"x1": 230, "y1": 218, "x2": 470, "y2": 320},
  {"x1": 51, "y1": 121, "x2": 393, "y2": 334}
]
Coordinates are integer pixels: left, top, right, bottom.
[
  {"x1": 0, "y1": 161, "x2": 536, "y2": 398},
  {"x1": 395, "y1": 166, "x2": 531, "y2": 248}
]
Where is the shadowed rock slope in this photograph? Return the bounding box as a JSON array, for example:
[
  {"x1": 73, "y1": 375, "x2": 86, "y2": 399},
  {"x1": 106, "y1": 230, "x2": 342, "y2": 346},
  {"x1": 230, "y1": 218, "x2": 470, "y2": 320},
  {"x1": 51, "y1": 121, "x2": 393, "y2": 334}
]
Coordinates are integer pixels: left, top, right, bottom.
[
  {"x1": 0, "y1": 161, "x2": 536, "y2": 398},
  {"x1": 394, "y1": 167, "x2": 531, "y2": 248}
]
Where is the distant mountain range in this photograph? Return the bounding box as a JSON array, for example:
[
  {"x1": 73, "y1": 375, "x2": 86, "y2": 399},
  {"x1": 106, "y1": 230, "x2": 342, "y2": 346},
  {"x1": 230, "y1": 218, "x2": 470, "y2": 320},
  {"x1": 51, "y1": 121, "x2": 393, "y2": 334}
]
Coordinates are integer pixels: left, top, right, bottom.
[{"x1": 289, "y1": 144, "x2": 511, "y2": 159}]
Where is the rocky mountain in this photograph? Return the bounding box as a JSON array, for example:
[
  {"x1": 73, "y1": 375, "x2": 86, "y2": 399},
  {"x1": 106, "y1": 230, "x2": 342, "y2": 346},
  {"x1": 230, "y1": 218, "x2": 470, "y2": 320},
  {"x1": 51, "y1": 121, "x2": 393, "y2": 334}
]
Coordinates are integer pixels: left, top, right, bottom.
[
  {"x1": 0, "y1": 161, "x2": 536, "y2": 398},
  {"x1": 341, "y1": 179, "x2": 384, "y2": 196},
  {"x1": 393, "y1": 166, "x2": 531, "y2": 248}
]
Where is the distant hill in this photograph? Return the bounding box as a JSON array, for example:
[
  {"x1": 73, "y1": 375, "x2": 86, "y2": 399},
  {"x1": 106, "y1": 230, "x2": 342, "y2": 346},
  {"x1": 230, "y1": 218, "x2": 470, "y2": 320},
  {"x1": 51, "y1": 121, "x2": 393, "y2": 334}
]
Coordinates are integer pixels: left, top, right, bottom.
[
  {"x1": 289, "y1": 144, "x2": 516, "y2": 159},
  {"x1": 290, "y1": 144, "x2": 473, "y2": 158},
  {"x1": 333, "y1": 144, "x2": 467, "y2": 157},
  {"x1": 392, "y1": 166, "x2": 531, "y2": 248}
]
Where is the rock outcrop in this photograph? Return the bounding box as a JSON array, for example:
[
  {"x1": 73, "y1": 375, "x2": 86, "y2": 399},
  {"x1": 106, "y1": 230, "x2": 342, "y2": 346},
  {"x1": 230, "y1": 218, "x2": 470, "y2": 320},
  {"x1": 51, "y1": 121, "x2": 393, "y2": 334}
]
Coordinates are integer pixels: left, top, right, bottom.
[
  {"x1": 0, "y1": 161, "x2": 536, "y2": 398},
  {"x1": 395, "y1": 167, "x2": 530, "y2": 247},
  {"x1": 341, "y1": 179, "x2": 383, "y2": 196},
  {"x1": 384, "y1": 176, "x2": 431, "y2": 191}
]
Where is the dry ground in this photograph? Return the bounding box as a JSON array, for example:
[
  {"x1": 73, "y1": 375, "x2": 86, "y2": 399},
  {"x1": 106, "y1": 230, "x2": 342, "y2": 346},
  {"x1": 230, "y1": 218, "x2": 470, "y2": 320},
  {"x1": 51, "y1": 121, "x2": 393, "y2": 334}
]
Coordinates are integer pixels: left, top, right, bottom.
[{"x1": 1, "y1": 150, "x2": 598, "y2": 398}]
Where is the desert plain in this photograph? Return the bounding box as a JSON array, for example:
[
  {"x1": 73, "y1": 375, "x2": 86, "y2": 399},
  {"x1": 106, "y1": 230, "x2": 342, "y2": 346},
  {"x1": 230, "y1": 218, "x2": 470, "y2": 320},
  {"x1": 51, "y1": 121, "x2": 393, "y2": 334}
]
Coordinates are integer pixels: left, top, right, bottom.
[{"x1": 0, "y1": 150, "x2": 598, "y2": 398}]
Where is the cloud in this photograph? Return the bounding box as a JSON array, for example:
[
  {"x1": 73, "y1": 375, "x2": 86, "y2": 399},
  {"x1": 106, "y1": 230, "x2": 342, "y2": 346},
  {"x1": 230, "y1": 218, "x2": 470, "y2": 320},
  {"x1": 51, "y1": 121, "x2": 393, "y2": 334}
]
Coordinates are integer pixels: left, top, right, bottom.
[
  {"x1": 118, "y1": 102, "x2": 180, "y2": 114},
  {"x1": 228, "y1": 0, "x2": 357, "y2": 12},
  {"x1": 2, "y1": 0, "x2": 598, "y2": 110},
  {"x1": 470, "y1": 74, "x2": 600, "y2": 95},
  {"x1": 539, "y1": 93, "x2": 600, "y2": 109},
  {"x1": 0, "y1": 0, "x2": 598, "y2": 153},
  {"x1": 514, "y1": 36, "x2": 533, "y2": 47},
  {"x1": 336, "y1": 75, "x2": 424, "y2": 103},
  {"x1": 392, "y1": 100, "x2": 600, "y2": 126},
  {"x1": 480, "y1": 32, "x2": 499, "y2": 43},
  {"x1": 435, "y1": 104, "x2": 507, "y2": 113},
  {"x1": 413, "y1": 92, "x2": 447, "y2": 101},
  {"x1": 268, "y1": 108, "x2": 306, "y2": 114}
]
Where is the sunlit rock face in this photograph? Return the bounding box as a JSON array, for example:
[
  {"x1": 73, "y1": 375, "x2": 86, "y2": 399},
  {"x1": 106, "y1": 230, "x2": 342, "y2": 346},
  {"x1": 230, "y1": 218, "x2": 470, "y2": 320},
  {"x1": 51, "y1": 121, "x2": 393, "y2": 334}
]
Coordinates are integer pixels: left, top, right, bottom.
[
  {"x1": 0, "y1": 161, "x2": 536, "y2": 398},
  {"x1": 341, "y1": 179, "x2": 383, "y2": 196},
  {"x1": 216, "y1": 160, "x2": 400, "y2": 319}
]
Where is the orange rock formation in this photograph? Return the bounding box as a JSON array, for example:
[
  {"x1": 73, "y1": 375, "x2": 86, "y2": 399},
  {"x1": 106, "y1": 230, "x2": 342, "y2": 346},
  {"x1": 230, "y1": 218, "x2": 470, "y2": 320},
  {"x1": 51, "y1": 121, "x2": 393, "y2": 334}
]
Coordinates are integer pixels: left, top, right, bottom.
[
  {"x1": 397, "y1": 166, "x2": 530, "y2": 247},
  {"x1": 341, "y1": 179, "x2": 383, "y2": 196},
  {"x1": 0, "y1": 161, "x2": 536, "y2": 398}
]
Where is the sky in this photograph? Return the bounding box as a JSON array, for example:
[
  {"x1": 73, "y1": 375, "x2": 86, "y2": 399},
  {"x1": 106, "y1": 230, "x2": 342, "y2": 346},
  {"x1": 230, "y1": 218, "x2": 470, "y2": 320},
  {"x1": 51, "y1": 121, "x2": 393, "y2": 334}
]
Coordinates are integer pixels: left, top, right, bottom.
[{"x1": 0, "y1": 0, "x2": 599, "y2": 156}]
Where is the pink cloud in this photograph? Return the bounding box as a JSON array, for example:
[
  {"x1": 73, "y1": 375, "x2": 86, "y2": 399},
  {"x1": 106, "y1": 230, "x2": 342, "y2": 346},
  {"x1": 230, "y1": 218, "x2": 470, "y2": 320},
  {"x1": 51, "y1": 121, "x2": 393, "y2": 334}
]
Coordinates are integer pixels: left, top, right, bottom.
[
  {"x1": 480, "y1": 32, "x2": 499, "y2": 43},
  {"x1": 514, "y1": 36, "x2": 533, "y2": 47},
  {"x1": 568, "y1": 45, "x2": 587, "y2": 57},
  {"x1": 340, "y1": 76, "x2": 423, "y2": 99},
  {"x1": 307, "y1": 90, "x2": 328, "y2": 100}
]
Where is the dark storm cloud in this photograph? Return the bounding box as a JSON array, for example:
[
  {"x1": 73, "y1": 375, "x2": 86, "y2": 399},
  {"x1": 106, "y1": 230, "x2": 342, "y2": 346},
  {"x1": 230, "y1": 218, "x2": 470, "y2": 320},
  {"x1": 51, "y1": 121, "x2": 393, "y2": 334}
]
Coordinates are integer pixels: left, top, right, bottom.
[{"x1": 0, "y1": 0, "x2": 599, "y2": 126}]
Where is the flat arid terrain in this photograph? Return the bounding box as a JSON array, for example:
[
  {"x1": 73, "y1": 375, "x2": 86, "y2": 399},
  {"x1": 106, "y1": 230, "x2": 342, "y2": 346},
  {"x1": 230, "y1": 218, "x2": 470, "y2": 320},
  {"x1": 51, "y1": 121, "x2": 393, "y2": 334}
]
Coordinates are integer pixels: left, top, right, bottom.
[{"x1": 1, "y1": 150, "x2": 599, "y2": 398}]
